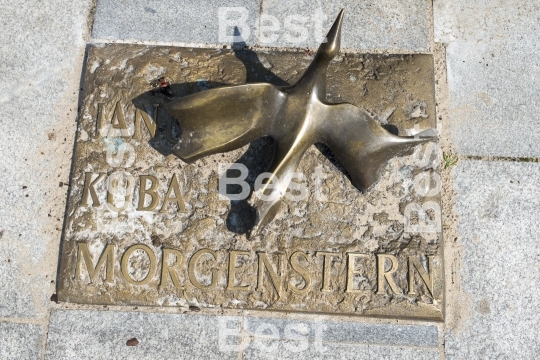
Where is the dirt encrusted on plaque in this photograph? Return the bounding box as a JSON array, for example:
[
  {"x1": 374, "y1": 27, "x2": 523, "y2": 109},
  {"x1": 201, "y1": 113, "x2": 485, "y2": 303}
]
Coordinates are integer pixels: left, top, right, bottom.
[{"x1": 57, "y1": 44, "x2": 443, "y2": 320}]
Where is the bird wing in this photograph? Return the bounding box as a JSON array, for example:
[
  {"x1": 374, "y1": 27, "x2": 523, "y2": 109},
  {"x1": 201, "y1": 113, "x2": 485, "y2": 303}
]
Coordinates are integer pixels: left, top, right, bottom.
[
  {"x1": 164, "y1": 83, "x2": 286, "y2": 162},
  {"x1": 319, "y1": 103, "x2": 436, "y2": 191}
]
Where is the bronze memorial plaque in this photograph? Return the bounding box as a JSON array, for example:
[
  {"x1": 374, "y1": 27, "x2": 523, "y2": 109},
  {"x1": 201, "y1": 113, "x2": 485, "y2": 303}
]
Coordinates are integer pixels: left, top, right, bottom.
[{"x1": 58, "y1": 14, "x2": 443, "y2": 320}]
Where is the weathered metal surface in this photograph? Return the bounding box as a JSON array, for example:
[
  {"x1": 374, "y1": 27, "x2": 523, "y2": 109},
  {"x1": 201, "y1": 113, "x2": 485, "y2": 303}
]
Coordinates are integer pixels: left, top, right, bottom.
[
  {"x1": 165, "y1": 11, "x2": 435, "y2": 234},
  {"x1": 57, "y1": 38, "x2": 442, "y2": 319}
]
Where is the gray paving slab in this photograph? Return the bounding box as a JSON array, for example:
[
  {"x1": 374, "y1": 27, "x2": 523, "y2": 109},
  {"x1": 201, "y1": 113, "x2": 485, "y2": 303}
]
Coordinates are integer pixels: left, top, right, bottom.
[
  {"x1": 243, "y1": 343, "x2": 439, "y2": 359},
  {"x1": 368, "y1": 345, "x2": 439, "y2": 360},
  {"x1": 244, "y1": 317, "x2": 438, "y2": 347},
  {"x1": 46, "y1": 310, "x2": 238, "y2": 359},
  {"x1": 46, "y1": 310, "x2": 439, "y2": 359},
  {"x1": 0, "y1": 0, "x2": 93, "y2": 318},
  {"x1": 447, "y1": 160, "x2": 540, "y2": 357},
  {"x1": 434, "y1": 1, "x2": 540, "y2": 157},
  {"x1": 0, "y1": 322, "x2": 44, "y2": 359},
  {"x1": 92, "y1": 0, "x2": 260, "y2": 46},
  {"x1": 91, "y1": 0, "x2": 430, "y2": 52},
  {"x1": 242, "y1": 317, "x2": 438, "y2": 359},
  {"x1": 260, "y1": 0, "x2": 431, "y2": 51},
  {"x1": 243, "y1": 342, "x2": 372, "y2": 360}
]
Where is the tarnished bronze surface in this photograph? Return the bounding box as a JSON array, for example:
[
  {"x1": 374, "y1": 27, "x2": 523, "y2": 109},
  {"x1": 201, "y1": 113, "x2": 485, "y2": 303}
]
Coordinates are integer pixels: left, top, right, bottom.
[
  {"x1": 166, "y1": 11, "x2": 436, "y2": 234},
  {"x1": 57, "y1": 27, "x2": 442, "y2": 319}
]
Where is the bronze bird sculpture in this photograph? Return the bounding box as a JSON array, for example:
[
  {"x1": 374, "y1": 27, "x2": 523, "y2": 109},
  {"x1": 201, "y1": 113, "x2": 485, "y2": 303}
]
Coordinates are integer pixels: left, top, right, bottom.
[{"x1": 164, "y1": 10, "x2": 436, "y2": 234}]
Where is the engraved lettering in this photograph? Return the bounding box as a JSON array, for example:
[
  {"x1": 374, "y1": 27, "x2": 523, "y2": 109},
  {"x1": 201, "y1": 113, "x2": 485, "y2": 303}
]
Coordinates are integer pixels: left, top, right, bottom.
[
  {"x1": 346, "y1": 253, "x2": 369, "y2": 293},
  {"x1": 160, "y1": 248, "x2": 185, "y2": 289},
  {"x1": 110, "y1": 101, "x2": 130, "y2": 138},
  {"x1": 57, "y1": 29, "x2": 444, "y2": 319},
  {"x1": 121, "y1": 244, "x2": 157, "y2": 285},
  {"x1": 80, "y1": 172, "x2": 106, "y2": 207},
  {"x1": 188, "y1": 249, "x2": 218, "y2": 289},
  {"x1": 106, "y1": 172, "x2": 135, "y2": 212},
  {"x1": 288, "y1": 251, "x2": 311, "y2": 294},
  {"x1": 137, "y1": 175, "x2": 159, "y2": 211},
  {"x1": 227, "y1": 250, "x2": 250, "y2": 291},
  {"x1": 159, "y1": 174, "x2": 186, "y2": 213},
  {"x1": 133, "y1": 106, "x2": 157, "y2": 139},
  {"x1": 376, "y1": 254, "x2": 401, "y2": 295},
  {"x1": 75, "y1": 243, "x2": 115, "y2": 283},
  {"x1": 316, "y1": 251, "x2": 340, "y2": 292},
  {"x1": 256, "y1": 252, "x2": 283, "y2": 297},
  {"x1": 97, "y1": 101, "x2": 131, "y2": 138},
  {"x1": 408, "y1": 255, "x2": 434, "y2": 296},
  {"x1": 96, "y1": 102, "x2": 104, "y2": 138}
]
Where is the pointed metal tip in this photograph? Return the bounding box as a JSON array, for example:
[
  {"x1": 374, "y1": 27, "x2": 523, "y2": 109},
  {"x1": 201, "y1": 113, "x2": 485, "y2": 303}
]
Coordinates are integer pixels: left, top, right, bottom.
[
  {"x1": 415, "y1": 129, "x2": 438, "y2": 138},
  {"x1": 249, "y1": 197, "x2": 282, "y2": 237},
  {"x1": 326, "y1": 9, "x2": 345, "y2": 42},
  {"x1": 249, "y1": 216, "x2": 266, "y2": 238},
  {"x1": 333, "y1": 9, "x2": 345, "y2": 33},
  {"x1": 320, "y1": 9, "x2": 344, "y2": 59}
]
